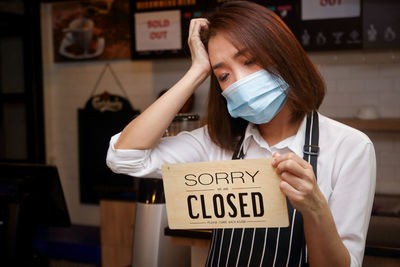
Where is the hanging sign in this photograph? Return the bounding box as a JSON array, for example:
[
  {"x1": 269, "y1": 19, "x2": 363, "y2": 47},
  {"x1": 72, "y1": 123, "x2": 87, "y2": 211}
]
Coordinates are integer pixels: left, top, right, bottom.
[
  {"x1": 134, "y1": 10, "x2": 182, "y2": 52},
  {"x1": 302, "y1": 0, "x2": 360, "y2": 20},
  {"x1": 162, "y1": 159, "x2": 289, "y2": 229}
]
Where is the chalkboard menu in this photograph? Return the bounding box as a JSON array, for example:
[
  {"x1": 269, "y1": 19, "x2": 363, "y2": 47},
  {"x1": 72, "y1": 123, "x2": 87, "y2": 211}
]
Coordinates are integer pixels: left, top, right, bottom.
[
  {"x1": 291, "y1": 0, "x2": 362, "y2": 51},
  {"x1": 297, "y1": 18, "x2": 362, "y2": 51},
  {"x1": 130, "y1": 0, "x2": 399, "y2": 59},
  {"x1": 299, "y1": 0, "x2": 399, "y2": 50},
  {"x1": 363, "y1": 0, "x2": 400, "y2": 49}
]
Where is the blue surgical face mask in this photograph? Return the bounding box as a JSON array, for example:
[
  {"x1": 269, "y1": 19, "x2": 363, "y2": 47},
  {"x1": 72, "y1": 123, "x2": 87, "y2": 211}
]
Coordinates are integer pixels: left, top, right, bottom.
[{"x1": 221, "y1": 69, "x2": 288, "y2": 124}]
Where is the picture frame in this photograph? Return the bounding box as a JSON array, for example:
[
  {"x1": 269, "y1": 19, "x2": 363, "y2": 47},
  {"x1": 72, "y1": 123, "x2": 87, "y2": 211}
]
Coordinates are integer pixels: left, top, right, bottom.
[{"x1": 51, "y1": 0, "x2": 131, "y2": 62}]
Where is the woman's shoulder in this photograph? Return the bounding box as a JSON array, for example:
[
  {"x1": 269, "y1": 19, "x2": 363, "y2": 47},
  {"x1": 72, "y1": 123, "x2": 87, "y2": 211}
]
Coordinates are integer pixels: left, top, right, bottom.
[
  {"x1": 318, "y1": 113, "x2": 373, "y2": 146},
  {"x1": 176, "y1": 124, "x2": 211, "y2": 143}
]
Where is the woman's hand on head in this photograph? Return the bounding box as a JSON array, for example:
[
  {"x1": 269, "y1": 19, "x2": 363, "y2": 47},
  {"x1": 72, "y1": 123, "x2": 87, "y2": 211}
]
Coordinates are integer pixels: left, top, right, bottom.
[
  {"x1": 271, "y1": 152, "x2": 327, "y2": 217},
  {"x1": 188, "y1": 18, "x2": 211, "y2": 76}
]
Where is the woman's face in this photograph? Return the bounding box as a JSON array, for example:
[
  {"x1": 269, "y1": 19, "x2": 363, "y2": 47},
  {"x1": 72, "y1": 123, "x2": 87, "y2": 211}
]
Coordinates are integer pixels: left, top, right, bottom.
[{"x1": 208, "y1": 33, "x2": 263, "y2": 91}]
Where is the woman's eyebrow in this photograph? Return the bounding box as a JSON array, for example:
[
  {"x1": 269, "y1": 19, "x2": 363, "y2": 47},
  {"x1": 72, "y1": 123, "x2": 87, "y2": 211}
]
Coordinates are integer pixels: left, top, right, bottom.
[
  {"x1": 234, "y1": 49, "x2": 247, "y2": 58},
  {"x1": 212, "y1": 62, "x2": 224, "y2": 70},
  {"x1": 212, "y1": 49, "x2": 248, "y2": 70}
]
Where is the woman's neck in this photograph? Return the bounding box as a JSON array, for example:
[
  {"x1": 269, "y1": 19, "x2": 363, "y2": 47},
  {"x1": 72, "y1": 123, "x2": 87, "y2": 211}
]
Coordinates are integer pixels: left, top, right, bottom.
[{"x1": 257, "y1": 104, "x2": 302, "y2": 147}]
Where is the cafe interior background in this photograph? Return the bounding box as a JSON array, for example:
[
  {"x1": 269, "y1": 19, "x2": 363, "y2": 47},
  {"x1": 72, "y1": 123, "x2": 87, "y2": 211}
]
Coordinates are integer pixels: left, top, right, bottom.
[{"x1": 0, "y1": 0, "x2": 399, "y2": 266}]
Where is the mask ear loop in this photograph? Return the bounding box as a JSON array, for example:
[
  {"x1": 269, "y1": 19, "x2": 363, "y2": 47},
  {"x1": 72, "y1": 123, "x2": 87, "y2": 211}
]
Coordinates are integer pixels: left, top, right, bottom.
[{"x1": 267, "y1": 69, "x2": 290, "y2": 97}]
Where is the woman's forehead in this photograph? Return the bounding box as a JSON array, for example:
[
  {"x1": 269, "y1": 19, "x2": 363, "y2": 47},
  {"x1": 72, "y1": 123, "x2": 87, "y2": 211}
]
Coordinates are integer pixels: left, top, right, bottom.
[{"x1": 208, "y1": 33, "x2": 249, "y2": 62}]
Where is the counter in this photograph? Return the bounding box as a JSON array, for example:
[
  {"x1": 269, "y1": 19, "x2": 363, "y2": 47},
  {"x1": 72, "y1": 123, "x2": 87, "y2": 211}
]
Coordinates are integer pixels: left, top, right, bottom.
[{"x1": 164, "y1": 228, "x2": 211, "y2": 267}]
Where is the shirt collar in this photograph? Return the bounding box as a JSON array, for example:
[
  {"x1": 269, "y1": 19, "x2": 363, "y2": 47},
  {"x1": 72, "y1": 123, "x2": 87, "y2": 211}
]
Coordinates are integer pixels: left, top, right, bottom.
[
  {"x1": 241, "y1": 115, "x2": 307, "y2": 157},
  {"x1": 287, "y1": 115, "x2": 307, "y2": 157}
]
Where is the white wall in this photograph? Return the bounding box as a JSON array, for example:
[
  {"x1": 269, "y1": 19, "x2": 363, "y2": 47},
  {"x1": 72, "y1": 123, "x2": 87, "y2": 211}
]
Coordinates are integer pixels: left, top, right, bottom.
[
  {"x1": 152, "y1": 58, "x2": 209, "y2": 116},
  {"x1": 41, "y1": 4, "x2": 154, "y2": 225},
  {"x1": 312, "y1": 51, "x2": 400, "y2": 195},
  {"x1": 41, "y1": 4, "x2": 400, "y2": 226}
]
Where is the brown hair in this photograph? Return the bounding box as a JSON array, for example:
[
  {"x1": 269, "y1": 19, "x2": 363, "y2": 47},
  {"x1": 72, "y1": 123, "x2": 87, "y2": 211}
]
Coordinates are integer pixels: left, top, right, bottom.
[{"x1": 204, "y1": 1, "x2": 325, "y2": 151}]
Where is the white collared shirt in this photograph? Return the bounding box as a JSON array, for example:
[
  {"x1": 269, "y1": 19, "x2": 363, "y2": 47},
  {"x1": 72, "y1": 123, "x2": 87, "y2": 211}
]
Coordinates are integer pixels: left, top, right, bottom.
[{"x1": 106, "y1": 113, "x2": 376, "y2": 267}]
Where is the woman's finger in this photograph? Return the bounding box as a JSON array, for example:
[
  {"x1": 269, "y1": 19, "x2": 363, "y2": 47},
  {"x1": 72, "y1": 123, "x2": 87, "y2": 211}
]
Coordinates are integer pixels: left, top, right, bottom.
[
  {"x1": 275, "y1": 158, "x2": 305, "y2": 178},
  {"x1": 188, "y1": 18, "x2": 209, "y2": 41},
  {"x1": 272, "y1": 152, "x2": 315, "y2": 182},
  {"x1": 188, "y1": 19, "x2": 207, "y2": 54},
  {"x1": 189, "y1": 21, "x2": 205, "y2": 46},
  {"x1": 276, "y1": 160, "x2": 314, "y2": 183},
  {"x1": 187, "y1": 19, "x2": 211, "y2": 73},
  {"x1": 280, "y1": 171, "x2": 311, "y2": 193},
  {"x1": 280, "y1": 181, "x2": 305, "y2": 204},
  {"x1": 272, "y1": 152, "x2": 309, "y2": 170}
]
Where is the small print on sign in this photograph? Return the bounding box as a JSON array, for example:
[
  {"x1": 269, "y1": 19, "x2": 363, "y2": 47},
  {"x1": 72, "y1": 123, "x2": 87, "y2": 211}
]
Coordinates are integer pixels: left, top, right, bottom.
[
  {"x1": 135, "y1": 10, "x2": 181, "y2": 52},
  {"x1": 162, "y1": 158, "x2": 289, "y2": 229}
]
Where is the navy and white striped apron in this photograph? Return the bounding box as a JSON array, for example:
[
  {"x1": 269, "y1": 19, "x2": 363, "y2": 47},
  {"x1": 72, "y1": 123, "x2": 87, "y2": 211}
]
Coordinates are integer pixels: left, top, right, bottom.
[{"x1": 205, "y1": 112, "x2": 319, "y2": 267}]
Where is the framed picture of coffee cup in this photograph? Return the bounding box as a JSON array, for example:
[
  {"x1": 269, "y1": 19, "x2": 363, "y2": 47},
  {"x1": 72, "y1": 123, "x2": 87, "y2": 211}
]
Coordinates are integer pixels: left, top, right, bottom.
[{"x1": 51, "y1": 0, "x2": 131, "y2": 62}]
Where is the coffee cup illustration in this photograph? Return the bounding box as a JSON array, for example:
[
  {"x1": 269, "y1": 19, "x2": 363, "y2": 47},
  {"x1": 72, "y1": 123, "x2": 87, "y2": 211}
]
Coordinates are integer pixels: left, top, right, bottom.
[{"x1": 63, "y1": 17, "x2": 94, "y2": 55}]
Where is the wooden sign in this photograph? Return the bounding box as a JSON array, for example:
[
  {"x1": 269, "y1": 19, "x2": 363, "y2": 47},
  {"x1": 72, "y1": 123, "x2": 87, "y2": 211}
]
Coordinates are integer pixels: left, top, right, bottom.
[{"x1": 162, "y1": 159, "x2": 289, "y2": 229}]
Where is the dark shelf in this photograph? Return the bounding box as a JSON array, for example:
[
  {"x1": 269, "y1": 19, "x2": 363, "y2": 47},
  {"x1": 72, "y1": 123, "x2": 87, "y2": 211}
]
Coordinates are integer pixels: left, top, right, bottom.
[{"x1": 335, "y1": 118, "x2": 400, "y2": 132}]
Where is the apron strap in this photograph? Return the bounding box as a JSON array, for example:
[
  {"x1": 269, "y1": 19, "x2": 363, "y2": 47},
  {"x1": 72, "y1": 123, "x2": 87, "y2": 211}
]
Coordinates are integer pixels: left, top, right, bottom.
[
  {"x1": 227, "y1": 111, "x2": 319, "y2": 267},
  {"x1": 301, "y1": 111, "x2": 319, "y2": 265},
  {"x1": 303, "y1": 111, "x2": 319, "y2": 178},
  {"x1": 232, "y1": 133, "x2": 246, "y2": 160}
]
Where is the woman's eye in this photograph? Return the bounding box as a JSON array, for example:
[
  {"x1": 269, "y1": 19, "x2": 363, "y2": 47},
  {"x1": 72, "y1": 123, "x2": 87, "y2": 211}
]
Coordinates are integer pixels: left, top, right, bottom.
[
  {"x1": 219, "y1": 73, "x2": 229, "y2": 82},
  {"x1": 244, "y1": 59, "x2": 253, "y2": 66}
]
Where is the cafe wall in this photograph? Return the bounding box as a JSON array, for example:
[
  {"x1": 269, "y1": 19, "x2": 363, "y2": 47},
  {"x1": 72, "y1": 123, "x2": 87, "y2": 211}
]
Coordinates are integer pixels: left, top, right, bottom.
[
  {"x1": 41, "y1": 4, "x2": 400, "y2": 226},
  {"x1": 313, "y1": 51, "x2": 400, "y2": 197}
]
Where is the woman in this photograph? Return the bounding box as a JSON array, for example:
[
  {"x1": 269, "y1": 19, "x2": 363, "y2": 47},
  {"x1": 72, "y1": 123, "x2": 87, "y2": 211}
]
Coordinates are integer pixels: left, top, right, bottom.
[{"x1": 107, "y1": 1, "x2": 375, "y2": 266}]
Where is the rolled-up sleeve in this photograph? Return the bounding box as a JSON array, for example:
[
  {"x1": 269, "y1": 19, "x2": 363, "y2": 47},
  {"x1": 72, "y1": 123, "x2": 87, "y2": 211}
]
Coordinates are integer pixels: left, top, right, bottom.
[
  {"x1": 106, "y1": 132, "x2": 156, "y2": 177},
  {"x1": 106, "y1": 126, "x2": 227, "y2": 179},
  {"x1": 329, "y1": 134, "x2": 376, "y2": 267}
]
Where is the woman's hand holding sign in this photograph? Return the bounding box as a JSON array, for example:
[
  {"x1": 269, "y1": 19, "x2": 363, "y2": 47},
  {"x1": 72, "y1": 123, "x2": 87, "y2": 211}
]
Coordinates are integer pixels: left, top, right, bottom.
[
  {"x1": 272, "y1": 152, "x2": 327, "y2": 217},
  {"x1": 272, "y1": 152, "x2": 351, "y2": 267}
]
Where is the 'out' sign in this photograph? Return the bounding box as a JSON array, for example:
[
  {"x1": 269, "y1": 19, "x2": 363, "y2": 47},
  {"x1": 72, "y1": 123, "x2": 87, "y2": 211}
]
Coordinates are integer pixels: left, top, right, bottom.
[
  {"x1": 302, "y1": 0, "x2": 360, "y2": 20},
  {"x1": 135, "y1": 10, "x2": 181, "y2": 52},
  {"x1": 162, "y1": 158, "x2": 289, "y2": 229}
]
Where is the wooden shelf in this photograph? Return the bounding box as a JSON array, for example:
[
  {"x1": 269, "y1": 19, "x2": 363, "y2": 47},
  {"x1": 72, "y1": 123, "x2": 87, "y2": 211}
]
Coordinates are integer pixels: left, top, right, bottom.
[{"x1": 335, "y1": 118, "x2": 400, "y2": 132}]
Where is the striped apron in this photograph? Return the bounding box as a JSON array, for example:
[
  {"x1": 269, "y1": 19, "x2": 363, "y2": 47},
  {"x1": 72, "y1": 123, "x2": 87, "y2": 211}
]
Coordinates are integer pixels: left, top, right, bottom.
[{"x1": 205, "y1": 112, "x2": 319, "y2": 267}]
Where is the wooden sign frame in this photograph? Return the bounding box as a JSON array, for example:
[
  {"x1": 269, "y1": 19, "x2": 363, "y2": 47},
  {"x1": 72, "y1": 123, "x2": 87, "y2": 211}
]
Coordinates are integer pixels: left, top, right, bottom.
[{"x1": 162, "y1": 158, "x2": 289, "y2": 229}]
